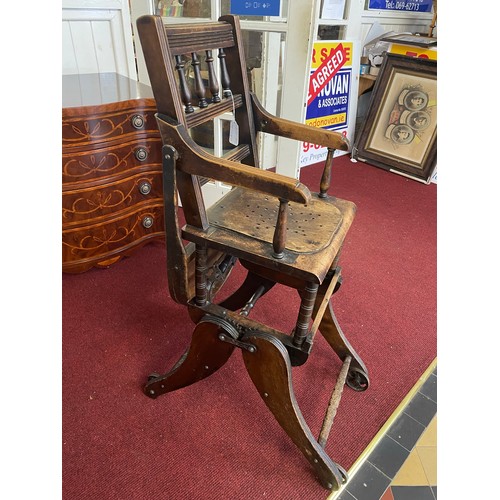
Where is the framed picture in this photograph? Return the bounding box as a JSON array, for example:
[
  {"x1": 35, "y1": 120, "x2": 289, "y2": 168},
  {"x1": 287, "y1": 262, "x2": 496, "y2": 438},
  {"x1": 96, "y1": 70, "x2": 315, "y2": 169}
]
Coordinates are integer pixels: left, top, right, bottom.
[
  {"x1": 353, "y1": 53, "x2": 437, "y2": 183},
  {"x1": 380, "y1": 34, "x2": 437, "y2": 48}
]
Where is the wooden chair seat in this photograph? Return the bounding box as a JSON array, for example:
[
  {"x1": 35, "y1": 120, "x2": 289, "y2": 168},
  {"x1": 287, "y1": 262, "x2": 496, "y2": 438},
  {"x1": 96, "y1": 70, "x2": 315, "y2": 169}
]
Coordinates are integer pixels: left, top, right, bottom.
[{"x1": 183, "y1": 187, "x2": 356, "y2": 284}]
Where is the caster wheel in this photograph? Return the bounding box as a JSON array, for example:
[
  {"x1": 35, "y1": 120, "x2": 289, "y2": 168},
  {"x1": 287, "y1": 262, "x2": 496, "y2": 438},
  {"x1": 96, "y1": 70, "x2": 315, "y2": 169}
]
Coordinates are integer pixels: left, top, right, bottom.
[
  {"x1": 346, "y1": 367, "x2": 369, "y2": 392},
  {"x1": 335, "y1": 463, "x2": 348, "y2": 484},
  {"x1": 147, "y1": 372, "x2": 161, "y2": 382}
]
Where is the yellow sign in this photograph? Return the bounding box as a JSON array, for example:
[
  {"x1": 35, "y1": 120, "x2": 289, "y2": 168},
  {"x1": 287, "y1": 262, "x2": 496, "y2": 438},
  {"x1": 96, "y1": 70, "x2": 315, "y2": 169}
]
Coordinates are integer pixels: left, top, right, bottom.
[
  {"x1": 389, "y1": 43, "x2": 437, "y2": 61},
  {"x1": 305, "y1": 113, "x2": 347, "y2": 128},
  {"x1": 311, "y1": 42, "x2": 353, "y2": 69}
]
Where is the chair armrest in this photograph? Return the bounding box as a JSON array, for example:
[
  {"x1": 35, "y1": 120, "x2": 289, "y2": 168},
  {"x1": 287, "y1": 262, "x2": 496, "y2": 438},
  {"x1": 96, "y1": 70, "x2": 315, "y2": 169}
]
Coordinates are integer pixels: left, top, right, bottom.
[
  {"x1": 156, "y1": 114, "x2": 312, "y2": 205},
  {"x1": 250, "y1": 92, "x2": 350, "y2": 151}
]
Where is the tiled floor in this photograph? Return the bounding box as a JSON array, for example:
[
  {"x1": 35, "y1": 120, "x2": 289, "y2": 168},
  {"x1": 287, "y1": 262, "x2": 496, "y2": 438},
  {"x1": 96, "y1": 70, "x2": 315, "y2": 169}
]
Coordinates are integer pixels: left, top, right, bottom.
[{"x1": 331, "y1": 362, "x2": 437, "y2": 500}]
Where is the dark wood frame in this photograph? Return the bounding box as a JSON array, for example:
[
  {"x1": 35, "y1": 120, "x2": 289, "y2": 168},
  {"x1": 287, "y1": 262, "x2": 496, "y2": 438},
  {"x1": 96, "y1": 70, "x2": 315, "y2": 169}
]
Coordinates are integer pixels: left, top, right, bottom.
[
  {"x1": 380, "y1": 34, "x2": 437, "y2": 48},
  {"x1": 353, "y1": 53, "x2": 437, "y2": 183}
]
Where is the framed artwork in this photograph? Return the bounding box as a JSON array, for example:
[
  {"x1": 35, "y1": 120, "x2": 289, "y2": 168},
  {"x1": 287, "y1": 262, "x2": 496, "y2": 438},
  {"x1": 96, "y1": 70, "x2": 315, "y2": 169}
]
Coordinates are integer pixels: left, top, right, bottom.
[
  {"x1": 380, "y1": 34, "x2": 437, "y2": 48},
  {"x1": 353, "y1": 53, "x2": 437, "y2": 183}
]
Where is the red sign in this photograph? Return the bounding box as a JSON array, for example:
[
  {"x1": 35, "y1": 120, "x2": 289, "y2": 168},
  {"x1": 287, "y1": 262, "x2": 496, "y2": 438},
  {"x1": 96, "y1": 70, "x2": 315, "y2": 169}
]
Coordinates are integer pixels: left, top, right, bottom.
[{"x1": 307, "y1": 44, "x2": 348, "y2": 106}]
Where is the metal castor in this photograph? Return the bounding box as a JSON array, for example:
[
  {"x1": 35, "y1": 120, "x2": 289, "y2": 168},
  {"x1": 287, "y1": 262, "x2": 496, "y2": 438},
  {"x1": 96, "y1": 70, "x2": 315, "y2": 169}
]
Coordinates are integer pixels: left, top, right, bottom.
[
  {"x1": 346, "y1": 367, "x2": 370, "y2": 392},
  {"x1": 335, "y1": 463, "x2": 348, "y2": 484},
  {"x1": 147, "y1": 372, "x2": 161, "y2": 382}
]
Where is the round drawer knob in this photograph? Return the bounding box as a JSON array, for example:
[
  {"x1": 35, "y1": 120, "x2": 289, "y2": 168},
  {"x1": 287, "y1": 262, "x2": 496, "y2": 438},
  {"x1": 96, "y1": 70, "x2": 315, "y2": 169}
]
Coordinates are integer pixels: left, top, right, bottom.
[
  {"x1": 135, "y1": 147, "x2": 148, "y2": 161},
  {"x1": 131, "y1": 114, "x2": 145, "y2": 129},
  {"x1": 139, "y1": 181, "x2": 152, "y2": 195},
  {"x1": 142, "y1": 216, "x2": 154, "y2": 229}
]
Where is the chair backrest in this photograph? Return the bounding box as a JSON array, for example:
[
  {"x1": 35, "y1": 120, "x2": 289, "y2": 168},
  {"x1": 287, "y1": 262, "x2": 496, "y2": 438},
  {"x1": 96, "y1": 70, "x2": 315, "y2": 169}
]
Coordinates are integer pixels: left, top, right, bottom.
[
  {"x1": 136, "y1": 14, "x2": 260, "y2": 304},
  {"x1": 136, "y1": 14, "x2": 259, "y2": 168}
]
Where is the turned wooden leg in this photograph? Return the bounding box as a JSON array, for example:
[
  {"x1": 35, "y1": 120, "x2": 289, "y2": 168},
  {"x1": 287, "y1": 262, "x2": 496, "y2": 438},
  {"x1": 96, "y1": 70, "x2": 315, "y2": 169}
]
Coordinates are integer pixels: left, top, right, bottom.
[
  {"x1": 144, "y1": 320, "x2": 234, "y2": 399},
  {"x1": 242, "y1": 332, "x2": 346, "y2": 490},
  {"x1": 188, "y1": 271, "x2": 276, "y2": 324},
  {"x1": 318, "y1": 300, "x2": 370, "y2": 391}
]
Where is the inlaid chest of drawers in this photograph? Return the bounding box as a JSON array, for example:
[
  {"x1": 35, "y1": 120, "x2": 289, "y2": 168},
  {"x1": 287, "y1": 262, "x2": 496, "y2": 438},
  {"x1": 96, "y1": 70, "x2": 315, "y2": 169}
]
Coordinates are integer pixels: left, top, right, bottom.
[{"x1": 62, "y1": 73, "x2": 164, "y2": 273}]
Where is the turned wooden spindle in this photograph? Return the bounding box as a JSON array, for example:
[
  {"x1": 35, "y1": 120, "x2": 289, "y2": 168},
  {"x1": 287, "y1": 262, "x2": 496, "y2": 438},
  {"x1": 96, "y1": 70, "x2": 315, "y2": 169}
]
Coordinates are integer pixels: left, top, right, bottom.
[
  {"x1": 319, "y1": 147, "x2": 335, "y2": 198},
  {"x1": 218, "y1": 48, "x2": 232, "y2": 98},
  {"x1": 191, "y1": 52, "x2": 208, "y2": 108},
  {"x1": 272, "y1": 198, "x2": 288, "y2": 259},
  {"x1": 174, "y1": 55, "x2": 194, "y2": 114},
  {"x1": 293, "y1": 283, "x2": 320, "y2": 347},
  {"x1": 205, "y1": 50, "x2": 221, "y2": 103},
  {"x1": 240, "y1": 285, "x2": 266, "y2": 318},
  {"x1": 195, "y1": 245, "x2": 208, "y2": 306}
]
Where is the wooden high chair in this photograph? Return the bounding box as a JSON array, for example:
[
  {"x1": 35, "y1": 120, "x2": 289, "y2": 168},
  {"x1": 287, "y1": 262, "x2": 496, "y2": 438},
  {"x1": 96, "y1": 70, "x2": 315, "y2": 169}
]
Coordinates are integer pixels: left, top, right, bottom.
[{"x1": 136, "y1": 14, "x2": 369, "y2": 490}]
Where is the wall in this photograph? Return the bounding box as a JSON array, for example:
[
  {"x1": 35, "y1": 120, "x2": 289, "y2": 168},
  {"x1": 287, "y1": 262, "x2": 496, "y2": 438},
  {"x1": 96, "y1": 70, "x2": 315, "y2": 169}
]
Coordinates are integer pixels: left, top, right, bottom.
[{"x1": 62, "y1": 0, "x2": 137, "y2": 78}]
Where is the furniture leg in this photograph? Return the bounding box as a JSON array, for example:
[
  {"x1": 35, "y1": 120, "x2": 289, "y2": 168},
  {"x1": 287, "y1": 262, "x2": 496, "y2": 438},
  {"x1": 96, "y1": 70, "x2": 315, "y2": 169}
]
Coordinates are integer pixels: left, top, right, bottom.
[
  {"x1": 242, "y1": 332, "x2": 346, "y2": 490},
  {"x1": 144, "y1": 320, "x2": 234, "y2": 398},
  {"x1": 188, "y1": 270, "x2": 276, "y2": 324},
  {"x1": 318, "y1": 300, "x2": 370, "y2": 391}
]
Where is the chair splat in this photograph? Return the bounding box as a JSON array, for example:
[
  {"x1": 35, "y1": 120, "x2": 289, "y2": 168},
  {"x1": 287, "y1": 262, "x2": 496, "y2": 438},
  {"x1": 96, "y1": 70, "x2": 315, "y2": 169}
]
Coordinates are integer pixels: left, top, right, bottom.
[
  {"x1": 205, "y1": 50, "x2": 221, "y2": 103},
  {"x1": 175, "y1": 48, "x2": 234, "y2": 116},
  {"x1": 218, "y1": 48, "x2": 232, "y2": 98},
  {"x1": 190, "y1": 52, "x2": 208, "y2": 108},
  {"x1": 174, "y1": 55, "x2": 194, "y2": 114}
]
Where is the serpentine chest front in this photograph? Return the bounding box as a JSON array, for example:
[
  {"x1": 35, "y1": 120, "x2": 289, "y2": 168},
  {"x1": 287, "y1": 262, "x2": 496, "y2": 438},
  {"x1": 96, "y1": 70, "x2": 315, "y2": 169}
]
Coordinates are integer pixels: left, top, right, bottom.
[{"x1": 62, "y1": 73, "x2": 164, "y2": 273}]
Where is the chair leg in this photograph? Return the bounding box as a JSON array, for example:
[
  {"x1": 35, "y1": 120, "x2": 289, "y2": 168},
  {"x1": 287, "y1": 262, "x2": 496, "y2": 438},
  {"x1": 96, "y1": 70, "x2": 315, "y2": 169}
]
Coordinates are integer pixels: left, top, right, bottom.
[
  {"x1": 242, "y1": 332, "x2": 346, "y2": 490},
  {"x1": 144, "y1": 320, "x2": 235, "y2": 399},
  {"x1": 188, "y1": 270, "x2": 276, "y2": 324},
  {"x1": 318, "y1": 300, "x2": 370, "y2": 391}
]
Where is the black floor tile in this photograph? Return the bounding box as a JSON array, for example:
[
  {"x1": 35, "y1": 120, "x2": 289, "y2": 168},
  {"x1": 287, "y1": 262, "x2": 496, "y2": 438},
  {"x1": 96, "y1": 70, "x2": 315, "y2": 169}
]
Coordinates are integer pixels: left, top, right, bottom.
[
  {"x1": 386, "y1": 411, "x2": 426, "y2": 452},
  {"x1": 392, "y1": 486, "x2": 435, "y2": 500},
  {"x1": 403, "y1": 392, "x2": 437, "y2": 428},
  {"x1": 367, "y1": 435, "x2": 409, "y2": 479},
  {"x1": 418, "y1": 373, "x2": 437, "y2": 403},
  {"x1": 341, "y1": 366, "x2": 437, "y2": 500},
  {"x1": 335, "y1": 489, "x2": 357, "y2": 500},
  {"x1": 346, "y1": 461, "x2": 391, "y2": 500}
]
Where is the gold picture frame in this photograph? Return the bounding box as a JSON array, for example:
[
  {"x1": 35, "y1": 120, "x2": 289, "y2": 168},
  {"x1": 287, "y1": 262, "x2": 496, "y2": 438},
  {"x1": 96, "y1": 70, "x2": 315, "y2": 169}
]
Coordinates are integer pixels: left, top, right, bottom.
[{"x1": 353, "y1": 53, "x2": 437, "y2": 183}]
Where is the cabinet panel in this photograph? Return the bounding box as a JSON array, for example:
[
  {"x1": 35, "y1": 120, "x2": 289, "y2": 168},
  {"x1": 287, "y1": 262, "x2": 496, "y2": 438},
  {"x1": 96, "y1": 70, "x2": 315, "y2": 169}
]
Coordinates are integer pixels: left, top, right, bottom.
[
  {"x1": 62, "y1": 204, "x2": 165, "y2": 273},
  {"x1": 63, "y1": 100, "x2": 159, "y2": 148},
  {"x1": 63, "y1": 171, "x2": 163, "y2": 226},
  {"x1": 62, "y1": 137, "x2": 162, "y2": 185}
]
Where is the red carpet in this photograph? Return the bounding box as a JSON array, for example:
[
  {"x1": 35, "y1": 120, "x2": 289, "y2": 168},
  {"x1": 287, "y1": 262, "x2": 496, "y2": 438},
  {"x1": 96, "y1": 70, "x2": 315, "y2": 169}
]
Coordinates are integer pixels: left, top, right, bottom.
[{"x1": 62, "y1": 156, "x2": 436, "y2": 499}]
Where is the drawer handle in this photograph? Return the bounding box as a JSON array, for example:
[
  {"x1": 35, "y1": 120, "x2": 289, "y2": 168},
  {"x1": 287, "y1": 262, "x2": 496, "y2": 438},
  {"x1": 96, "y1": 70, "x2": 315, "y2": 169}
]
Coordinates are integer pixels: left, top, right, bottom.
[
  {"x1": 139, "y1": 181, "x2": 152, "y2": 195},
  {"x1": 135, "y1": 147, "x2": 148, "y2": 161},
  {"x1": 131, "y1": 114, "x2": 145, "y2": 129},
  {"x1": 142, "y1": 215, "x2": 154, "y2": 229}
]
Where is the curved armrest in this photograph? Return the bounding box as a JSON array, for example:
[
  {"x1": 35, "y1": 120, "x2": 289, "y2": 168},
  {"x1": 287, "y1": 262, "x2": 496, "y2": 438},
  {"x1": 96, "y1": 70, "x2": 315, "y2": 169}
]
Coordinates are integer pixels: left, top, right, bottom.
[
  {"x1": 156, "y1": 114, "x2": 312, "y2": 205},
  {"x1": 250, "y1": 92, "x2": 350, "y2": 151}
]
